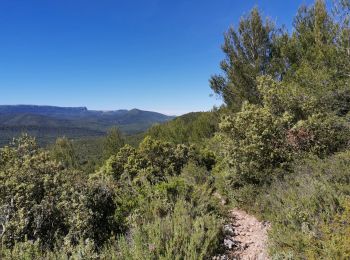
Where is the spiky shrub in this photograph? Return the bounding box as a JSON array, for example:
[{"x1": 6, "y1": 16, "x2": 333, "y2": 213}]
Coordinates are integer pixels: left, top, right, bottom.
[{"x1": 257, "y1": 151, "x2": 350, "y2": 259}]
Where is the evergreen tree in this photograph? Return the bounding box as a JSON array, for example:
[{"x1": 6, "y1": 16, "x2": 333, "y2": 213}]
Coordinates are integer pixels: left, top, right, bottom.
[
  {"x1": 210, "y1": 8, "x2": 280, "y2": 110},
  {"x1": 103, "y1": 127, "x2": 125, "y2": 159},
  {"x1": 51, "y1": 136, "x2": 78, "y2": 169},
  {"x1": 283, "y1": 0, "x2": 350, "y2": 115}
]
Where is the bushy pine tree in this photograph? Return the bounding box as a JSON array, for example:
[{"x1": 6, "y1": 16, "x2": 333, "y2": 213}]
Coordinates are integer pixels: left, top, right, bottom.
[
  {"x1": 210, "y1": 8, "x2": 282, "y2": 110},
  {"x1": 103, "y1": 127, "x2": 125, "y2": 159}
]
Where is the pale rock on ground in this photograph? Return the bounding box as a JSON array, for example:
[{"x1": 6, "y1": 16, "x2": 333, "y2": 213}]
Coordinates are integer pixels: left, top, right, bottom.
[{"x1": 213, "y1": 209, "x2": 270, "y2": 260}]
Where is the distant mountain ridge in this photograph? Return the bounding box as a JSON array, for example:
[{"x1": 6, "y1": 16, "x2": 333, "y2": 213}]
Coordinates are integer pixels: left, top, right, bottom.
[
  {"x1": 0, "y1": 105, "x2": 175, "y2": 145},
  {"x1": 0, "y1": 105, "x2": 88, "y2": 115}
]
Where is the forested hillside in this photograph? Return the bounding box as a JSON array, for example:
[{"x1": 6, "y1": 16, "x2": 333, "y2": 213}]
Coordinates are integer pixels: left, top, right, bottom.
[
  {"x1": 0, "y1": 105, "x2": 174, "y2": 146},
  {"x1": 0, "y1": 0, "x2": 349, "y2": 259}
]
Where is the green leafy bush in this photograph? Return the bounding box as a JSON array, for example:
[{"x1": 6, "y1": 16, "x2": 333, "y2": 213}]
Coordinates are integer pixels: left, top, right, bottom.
[
  {"x1": 217, "y1": 102, "x2": 294, "y2": 187},
  {"x1": 0, "y1": 135, "x2": 121, "y2": 251}
]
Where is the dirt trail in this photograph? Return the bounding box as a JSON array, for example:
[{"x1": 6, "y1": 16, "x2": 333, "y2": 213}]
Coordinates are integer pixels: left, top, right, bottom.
[{"x1": 213, "y1": 208, "x2": 270, "y2": 260}]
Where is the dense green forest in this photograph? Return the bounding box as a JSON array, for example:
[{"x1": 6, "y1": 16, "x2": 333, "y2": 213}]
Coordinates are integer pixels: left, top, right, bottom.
[{"x1": 0, "y1": 0, "x2": 349, "y2": 259}]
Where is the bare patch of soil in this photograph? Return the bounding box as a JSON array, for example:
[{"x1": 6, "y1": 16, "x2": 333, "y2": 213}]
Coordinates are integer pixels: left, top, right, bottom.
[{"x1": 213, "y1": 209, "x2": 270, "y2": 260}]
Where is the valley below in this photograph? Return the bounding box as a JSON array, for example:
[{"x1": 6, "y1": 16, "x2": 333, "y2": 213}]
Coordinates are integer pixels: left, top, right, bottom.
[{"x1": 0, "y1": 105, "x2": 174, "y2": 146}]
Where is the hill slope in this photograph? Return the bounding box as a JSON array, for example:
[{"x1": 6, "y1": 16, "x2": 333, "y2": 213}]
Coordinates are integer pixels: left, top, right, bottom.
[{"x1": 0, "y1": 105, "x2": 174, "y2": 145}]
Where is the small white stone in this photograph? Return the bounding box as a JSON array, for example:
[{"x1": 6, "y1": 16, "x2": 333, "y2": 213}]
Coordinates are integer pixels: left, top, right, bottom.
[
  {"x1": 223, "y1": 224, "x2": 234, "y2": 235},
  {"x1": 224, "y1": 238, "x2": 235, "y2": 249}
]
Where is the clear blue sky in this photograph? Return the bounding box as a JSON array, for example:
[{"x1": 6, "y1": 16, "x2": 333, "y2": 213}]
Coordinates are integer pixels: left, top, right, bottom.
[{"x1": 0, "y1": 0, "x2": 314, "y2": 115}]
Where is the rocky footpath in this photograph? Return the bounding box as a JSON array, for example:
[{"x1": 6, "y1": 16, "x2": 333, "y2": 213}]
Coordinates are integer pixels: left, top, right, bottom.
[{"x1": 213, "y1": 209, "x2": 270, "y2": 260}]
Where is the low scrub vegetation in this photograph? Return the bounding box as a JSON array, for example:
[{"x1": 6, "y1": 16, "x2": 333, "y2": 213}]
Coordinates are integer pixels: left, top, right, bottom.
[{"x1": 1, "y1": 0, "x2": 350, "y2": 258}]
